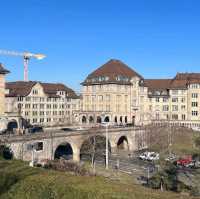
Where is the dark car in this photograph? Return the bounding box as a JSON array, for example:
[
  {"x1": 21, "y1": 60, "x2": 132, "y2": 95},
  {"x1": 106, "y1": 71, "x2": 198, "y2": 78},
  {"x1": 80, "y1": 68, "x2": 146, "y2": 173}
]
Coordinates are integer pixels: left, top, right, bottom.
[
  {"x1": 61, "y1": 128, "x2": 73, "y2": 131},
  {"x1": 28, "y1": 126, "x2": 44, "y2": 134}
]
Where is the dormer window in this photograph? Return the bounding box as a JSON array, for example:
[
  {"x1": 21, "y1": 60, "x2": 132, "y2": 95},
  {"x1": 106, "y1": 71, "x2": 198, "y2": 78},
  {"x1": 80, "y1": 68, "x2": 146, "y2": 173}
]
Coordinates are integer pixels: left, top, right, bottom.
[
  {"x1": 32, "y1": 89, "x2": 38, "y2": 95},
  {"x1": 116, "y1": 75, "x2": 129, "y2": 82}
]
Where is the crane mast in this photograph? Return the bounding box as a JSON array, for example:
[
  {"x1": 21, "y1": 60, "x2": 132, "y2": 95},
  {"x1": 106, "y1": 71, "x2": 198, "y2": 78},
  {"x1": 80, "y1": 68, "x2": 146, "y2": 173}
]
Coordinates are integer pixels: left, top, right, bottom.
[{"x1": 0, "y1": 49, "x2": 46, "y2": 81}]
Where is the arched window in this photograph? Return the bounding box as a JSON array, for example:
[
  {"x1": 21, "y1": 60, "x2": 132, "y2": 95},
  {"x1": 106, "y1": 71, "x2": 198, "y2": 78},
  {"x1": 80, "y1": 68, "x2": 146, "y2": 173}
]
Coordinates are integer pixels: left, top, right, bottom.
[
  {"x1": 96, "y1": 116, "x2": 102, "y2": 123},
  {"x1": 82, "y1": 116, "x2": 87, "y2": 123},
  {"x1": 89, "y1": 116, "x2": 94, "y2": 123},
  {"x1": 104, "y1": 116, "x2": 110, "y2": 122}
]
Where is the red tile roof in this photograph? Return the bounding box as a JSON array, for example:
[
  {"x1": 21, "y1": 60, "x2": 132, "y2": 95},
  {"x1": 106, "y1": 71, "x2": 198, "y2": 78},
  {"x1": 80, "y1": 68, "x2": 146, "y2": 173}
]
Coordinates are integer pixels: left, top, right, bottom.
[
  {"x1": 143, "y1": 79, "x2": 172, "y2": 90},
  {"x1": 6, "y1": 81, "x2": 78, "y2": 98},
  {"x1": 82, "y1": 59, "x2": 143, "y2": 85}
]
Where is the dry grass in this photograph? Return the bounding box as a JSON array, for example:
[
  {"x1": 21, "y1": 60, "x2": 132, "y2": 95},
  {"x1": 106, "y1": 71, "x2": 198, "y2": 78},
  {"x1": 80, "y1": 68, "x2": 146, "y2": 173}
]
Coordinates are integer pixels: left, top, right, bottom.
[{"x1": 0, "y1": 159, "x2": 198, "y2": 199}]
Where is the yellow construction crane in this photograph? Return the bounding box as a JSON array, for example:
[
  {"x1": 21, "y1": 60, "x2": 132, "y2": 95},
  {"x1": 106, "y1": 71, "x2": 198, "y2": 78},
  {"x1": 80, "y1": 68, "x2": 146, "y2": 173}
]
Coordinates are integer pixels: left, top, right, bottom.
[{"x1": 0, "y1": 49, "x2": 46, "y2": 81}]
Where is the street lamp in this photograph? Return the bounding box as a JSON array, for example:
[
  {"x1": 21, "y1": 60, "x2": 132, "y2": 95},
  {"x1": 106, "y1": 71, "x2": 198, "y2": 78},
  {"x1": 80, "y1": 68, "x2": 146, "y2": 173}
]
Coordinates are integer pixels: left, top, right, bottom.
[
  {"x1": 105, "y1": 123, "x2": 109, "y2": 169},
  {"x1": 101, "y1": 113, "x2": 109, "y2": 169}
]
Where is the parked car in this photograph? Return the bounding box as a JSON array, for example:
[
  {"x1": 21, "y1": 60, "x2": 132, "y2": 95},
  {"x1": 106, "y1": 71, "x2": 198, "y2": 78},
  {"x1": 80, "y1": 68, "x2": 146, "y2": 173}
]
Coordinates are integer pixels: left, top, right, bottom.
[
  {"x1": 139, "y1": 152, "x2": 159, "y2": 161},
  {"x1": 61, "y1": 128, "x2": 73, "y2": 131},
  {"x1": 28, "y1": 125, "x2": 44, "y2": 134},
  {"x1": 176, "y1": 156, "x2": 193, "y2": 167},
  {"x1": 165, "y1": 154, "x2": 177, "y2": 162}
]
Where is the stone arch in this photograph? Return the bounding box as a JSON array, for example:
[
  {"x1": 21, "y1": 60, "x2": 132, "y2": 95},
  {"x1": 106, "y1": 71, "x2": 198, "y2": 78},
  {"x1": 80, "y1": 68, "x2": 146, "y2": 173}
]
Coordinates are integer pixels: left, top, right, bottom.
[
  {"x1": 80, "y1": 135, "x2": 112, "y2": 160},
  {"x1": 104, "y1": 116, "x2": 110, "y2": 122},
  {"x1": 7, "y1": 119, "x2": 18, "y2": 132},
  {"x1": 89, "y1": 116, "x2": 94, "y2": 123},
  {"x1": 54, "y1": 140, "x2": 80, "y2": 162},
  {"x1": 54, "y1": 142, "x2": 73, "y2": 160},
  {"x1": 96, "y1": 116, "x2": 102, "y2": 123},
  {"x1": 117, "y1": 136, "x2": 129, "y2": 150},
  {"x1": 82, "y1": 115, "x2": 87, "y2": 123}
]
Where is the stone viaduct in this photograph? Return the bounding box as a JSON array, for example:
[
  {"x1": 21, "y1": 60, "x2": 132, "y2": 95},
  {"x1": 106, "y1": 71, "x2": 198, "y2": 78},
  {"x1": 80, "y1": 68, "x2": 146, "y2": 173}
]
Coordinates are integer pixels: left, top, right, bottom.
[{"x1": 1, "y1": 127, "x2": 146, "y2": 163}]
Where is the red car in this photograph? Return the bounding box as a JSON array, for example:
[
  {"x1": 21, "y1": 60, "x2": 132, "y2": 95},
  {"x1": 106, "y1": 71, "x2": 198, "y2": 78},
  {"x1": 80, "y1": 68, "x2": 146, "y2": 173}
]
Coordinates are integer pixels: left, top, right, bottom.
[{"x1": 176, "y1": 156, "x2": 193, "y2": 167}]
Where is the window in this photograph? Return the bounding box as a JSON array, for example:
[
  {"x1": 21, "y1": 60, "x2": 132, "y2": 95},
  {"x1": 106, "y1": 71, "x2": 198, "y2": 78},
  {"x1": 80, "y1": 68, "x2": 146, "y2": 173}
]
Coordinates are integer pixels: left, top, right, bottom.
[
  {"x1": 163, "y1": 105, "x2": 169, "y2": 111},
  {"x1": 25, "y1": 104, "x2": 30, "y2": 109},
  {"x1": 192, "y1": 102, "x2": 198, "y2": 107},
  {"x1": 181, "y1": 97, "x2": 185, "y2": 103},
  {"x1": 156, "y1": 98, "x2": 159, "y2": 102},
  {"x1": 190, "y1": 84, "x2": 199, "y2": 89},
  {"x1": 33, "y1": 118, "x2": 37, "y2": 123},
  {"x1": 25, "y1": 111, "x2": 29, "y2": 116},
  {"x1": 17, "y1": 97, "x2": 23, "y2": 101},
  {"x1": 32, "y1": 111, "x2": 37, "y2": 116},
  {"x1": 40, "y1": 118, "x2": 44, "y2": 123},
  {"x1": 25, "y1": 97, "x2": 31, "y2": 101},
  {"x1": 182, "y1": 114, "x2": 186, "y2": 120},
  {"x1": 32, "y1": 104, "x2": 38, "y2": 109},
  {"x1": 192, "y1": 111, "x2": 198, "y2": 116},
  {"x1": 172, "y1": 105, "x2": 178, "y2": 111},
  {"x1": 181, "y1": 105, "x2": 186, "y2": 110},
  {"x1": 163, "y1": 97, "x2": 168, "y2": 102},
  {"x1": 192, "y1": 93, "x2": 198, "y2": 98},
  {"x1": 40, "y1": 104, "x2": 45, "y2": 109},
  {"x1": 172, "y1": 114, "x2": 178, "y2": 120},
  {"x1": 40, "y1": 111, "x2": 44, "y2": 116},
  {"x1": 172, "y1": 98, "x2": 178, "y2": 102},
  {"x1": 32, "y1": 89, "x2": 38, "y2": 95}
]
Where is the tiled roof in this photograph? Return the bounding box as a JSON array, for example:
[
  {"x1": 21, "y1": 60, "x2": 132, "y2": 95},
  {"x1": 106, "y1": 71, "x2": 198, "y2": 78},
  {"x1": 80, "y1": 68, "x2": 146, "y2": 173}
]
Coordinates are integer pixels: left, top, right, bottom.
[
  {"x1": 143, "y1": 73, "x2": 200, "y2": 91},
  {"x1": 6, "y1": 81, "x2": 79, "y2": 98},
  {"x1": 174, "y1": 73, "x2": 200, "y2": 80},
  {"x1": 143, "y1": 79, "x2": 172, "y2": 90},
  {"x1": 0, "y1": 63, "x2": 10, "y2": 74},
  {"x1": 82, "y1": 59, "x2": 143, "y2": 85}
]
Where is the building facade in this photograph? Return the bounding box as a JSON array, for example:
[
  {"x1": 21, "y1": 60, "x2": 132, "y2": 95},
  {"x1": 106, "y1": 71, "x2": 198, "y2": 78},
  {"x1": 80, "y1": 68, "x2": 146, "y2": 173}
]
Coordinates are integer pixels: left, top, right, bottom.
[
  {"x1": 79, "y1": 59, "x2": 200, "y2": 128},
  {"x1": 5, "y1": 81, "x2": 80, "y2": 127},
  {"x1": 0, "y1": 64, "x2": 9, "y2": 116}
]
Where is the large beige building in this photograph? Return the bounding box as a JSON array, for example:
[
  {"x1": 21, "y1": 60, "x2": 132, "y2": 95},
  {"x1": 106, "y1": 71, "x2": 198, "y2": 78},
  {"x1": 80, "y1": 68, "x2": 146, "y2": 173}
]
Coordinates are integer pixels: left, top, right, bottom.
[
  {"x1": 79, "y1": 59, "x2": 200, "y2": 128},
  {"x1": 5, "y1": 81, "x2": 80, "y2": 127}
]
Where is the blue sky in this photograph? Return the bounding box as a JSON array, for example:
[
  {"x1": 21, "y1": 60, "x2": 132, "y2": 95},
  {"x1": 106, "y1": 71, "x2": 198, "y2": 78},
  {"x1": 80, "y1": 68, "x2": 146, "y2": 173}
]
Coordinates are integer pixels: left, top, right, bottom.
[{"x1": 1, "y1": 0, "x2": 200, "y2": 92}]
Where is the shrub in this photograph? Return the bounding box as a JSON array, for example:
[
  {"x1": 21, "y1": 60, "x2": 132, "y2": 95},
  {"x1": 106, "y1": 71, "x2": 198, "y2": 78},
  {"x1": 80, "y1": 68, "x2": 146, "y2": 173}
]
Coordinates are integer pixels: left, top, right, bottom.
[
  {"x1": 0, "y1": 145, "x2": 13, "y2": 160},
  {"x1": 0, "y1": 172, "x2": 18, "y2": 194},
  {"x1": 44, "y1": 159, "x2": 91, "y2": 176}
]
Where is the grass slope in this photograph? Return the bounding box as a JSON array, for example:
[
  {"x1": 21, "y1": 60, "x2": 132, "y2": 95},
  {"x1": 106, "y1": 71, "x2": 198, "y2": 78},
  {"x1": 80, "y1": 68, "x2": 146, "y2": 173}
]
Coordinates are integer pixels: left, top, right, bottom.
[{"x1": 0, "y1": 159, "x2": 198, "y2": 199}]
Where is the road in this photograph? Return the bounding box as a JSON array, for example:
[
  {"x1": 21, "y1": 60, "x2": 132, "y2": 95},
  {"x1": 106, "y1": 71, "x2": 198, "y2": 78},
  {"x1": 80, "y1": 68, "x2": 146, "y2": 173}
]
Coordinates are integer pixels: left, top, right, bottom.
[{"x1": 81, "y1": 152, "x2": 158, "y2": 179}]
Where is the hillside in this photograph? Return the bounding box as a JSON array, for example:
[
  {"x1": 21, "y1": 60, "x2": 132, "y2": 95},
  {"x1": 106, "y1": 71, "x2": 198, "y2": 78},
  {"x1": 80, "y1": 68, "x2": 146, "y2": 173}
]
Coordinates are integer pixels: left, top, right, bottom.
[{"x1": 0, "y1": 159, "x2": 198, "y2": 199}]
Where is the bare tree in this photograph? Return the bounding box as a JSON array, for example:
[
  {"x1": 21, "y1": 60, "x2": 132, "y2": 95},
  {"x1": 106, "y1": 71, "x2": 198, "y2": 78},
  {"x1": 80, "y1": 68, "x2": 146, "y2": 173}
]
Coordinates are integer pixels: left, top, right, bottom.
[{"x1": 80, "y1": 128, "x2": 111, "y2": 173}]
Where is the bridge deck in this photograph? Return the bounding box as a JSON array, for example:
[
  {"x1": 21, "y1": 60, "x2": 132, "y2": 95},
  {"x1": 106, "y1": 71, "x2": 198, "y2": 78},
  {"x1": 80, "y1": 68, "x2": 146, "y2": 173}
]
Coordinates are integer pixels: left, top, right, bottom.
[{"x1": 0, "y1": 127, "x2": 144, "y2": 143}]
